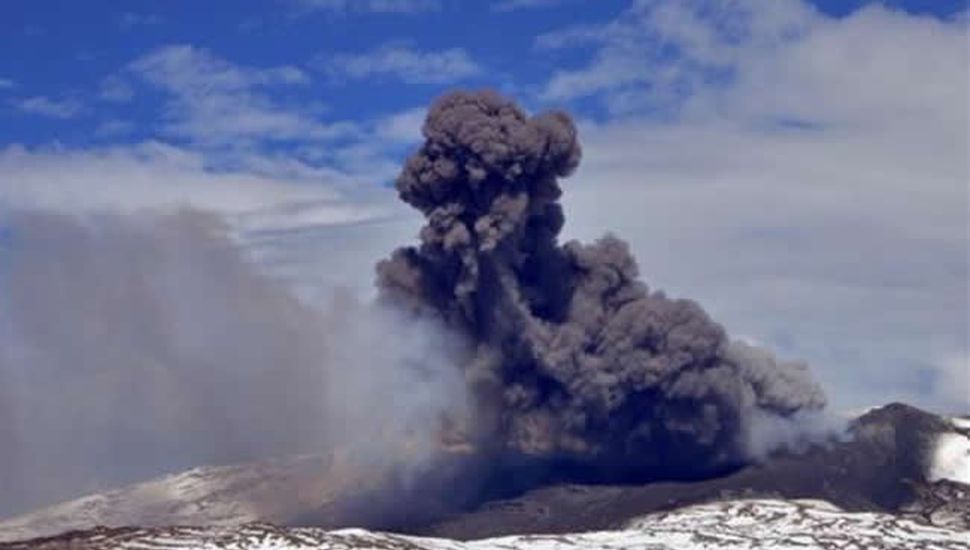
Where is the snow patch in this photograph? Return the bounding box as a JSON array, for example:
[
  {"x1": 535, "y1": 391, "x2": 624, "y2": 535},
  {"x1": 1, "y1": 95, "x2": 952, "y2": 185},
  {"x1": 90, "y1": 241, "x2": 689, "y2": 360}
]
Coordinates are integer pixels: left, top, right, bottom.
[
  {"x1": 951, "y1": 417, "x2": 970, "y2": 431},
  {"x1": 930, "y1": 432, "x2": 970, "y2": 485}
]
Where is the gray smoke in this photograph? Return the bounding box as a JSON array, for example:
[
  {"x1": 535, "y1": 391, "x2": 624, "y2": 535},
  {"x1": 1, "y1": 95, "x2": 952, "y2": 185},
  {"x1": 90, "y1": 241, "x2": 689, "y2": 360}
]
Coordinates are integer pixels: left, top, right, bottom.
[
  {"x1": 0, "y1": 209, "x2": 467, "y2": 517},
  {"x1": 377, "y1": 90, "x2": 827, "y2": 477}
]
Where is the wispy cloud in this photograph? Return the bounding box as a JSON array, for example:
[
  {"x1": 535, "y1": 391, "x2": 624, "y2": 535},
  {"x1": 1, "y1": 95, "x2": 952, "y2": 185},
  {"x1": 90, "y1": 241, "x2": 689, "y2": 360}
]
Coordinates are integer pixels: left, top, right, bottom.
[
  {"x1": 537, "y1": 0, "x2": 968, "y2": 131},
  {"x1": 93, "y1": 45, "x2": 438, "y2": 190},
  {"x1": 0, "y1": 141, "x2": 386, "y2": 226},
  {"x1": 128, "y1": 44, "x2": 345, "y2": 147},
  {"x1": 11, "y1": 96, "x2": 84, "y2": 119},
  {"x1": 537, "y1": 0, "x2": 817, "y2": 113},
  {"x1": 294, "y1": 0, "x2": 442, "y2": 14},
  {"x1": 374, "y1": 107, "x2": 426, "y2": 143},
  {"x1": 0, "y1": 78, "x2": 14, "y2": 89},
  {"x1": 320, "y1": 44, "x2": 481, "y2": 84}
]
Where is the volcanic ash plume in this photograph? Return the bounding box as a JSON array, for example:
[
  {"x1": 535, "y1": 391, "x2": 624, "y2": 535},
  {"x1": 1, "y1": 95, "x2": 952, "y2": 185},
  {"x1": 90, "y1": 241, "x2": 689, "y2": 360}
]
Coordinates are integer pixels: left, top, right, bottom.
[
  {"x1": 0, "y1": 210, "x2": 467, "y2": 518},
  {"x1": 378, "y1": 90, "x2": 827, "y2": 478}
]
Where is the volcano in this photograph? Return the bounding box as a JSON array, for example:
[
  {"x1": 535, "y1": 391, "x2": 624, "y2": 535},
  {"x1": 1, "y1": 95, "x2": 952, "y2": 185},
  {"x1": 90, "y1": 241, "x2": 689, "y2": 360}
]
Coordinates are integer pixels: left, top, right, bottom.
[
  {"x1": 0, "y1": 403, "x2": 967, "y2": 548},
  {"x1": 0, "y1": 91, "x2": 965, "y2": 549}
]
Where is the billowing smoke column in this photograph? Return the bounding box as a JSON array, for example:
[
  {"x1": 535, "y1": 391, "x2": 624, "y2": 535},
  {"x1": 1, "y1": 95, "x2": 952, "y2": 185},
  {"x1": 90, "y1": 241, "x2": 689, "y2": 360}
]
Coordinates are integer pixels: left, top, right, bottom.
[{"x1": 378, "y1": 90, "x2": 826, "y2": 479}]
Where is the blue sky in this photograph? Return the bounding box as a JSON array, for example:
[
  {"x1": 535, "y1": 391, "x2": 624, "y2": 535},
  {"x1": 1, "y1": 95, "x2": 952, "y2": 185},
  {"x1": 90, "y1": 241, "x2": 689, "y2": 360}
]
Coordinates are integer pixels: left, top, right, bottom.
[
  {"x1": 0, "y1": 0, "x2": 626, "y2": 147},
  {"x1": 0, "y1": 0, "x2": 967, "y2": 415},
  {"x1": 1, "y1": 0, "x2": 964, "y2": 148}
]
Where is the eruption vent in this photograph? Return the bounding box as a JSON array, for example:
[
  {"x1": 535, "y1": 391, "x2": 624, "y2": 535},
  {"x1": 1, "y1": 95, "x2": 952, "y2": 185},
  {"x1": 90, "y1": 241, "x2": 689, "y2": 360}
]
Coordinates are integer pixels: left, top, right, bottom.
[{"x1": 378, "y1": 90, "x2": 826, "y2": 479}]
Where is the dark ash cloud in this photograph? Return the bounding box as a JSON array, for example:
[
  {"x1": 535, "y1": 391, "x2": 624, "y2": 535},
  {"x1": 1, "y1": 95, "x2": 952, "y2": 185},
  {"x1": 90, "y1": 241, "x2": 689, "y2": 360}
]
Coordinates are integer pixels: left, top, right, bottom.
[{"x1": 377, "y1": 90, "x2": 827, "y2": 479}]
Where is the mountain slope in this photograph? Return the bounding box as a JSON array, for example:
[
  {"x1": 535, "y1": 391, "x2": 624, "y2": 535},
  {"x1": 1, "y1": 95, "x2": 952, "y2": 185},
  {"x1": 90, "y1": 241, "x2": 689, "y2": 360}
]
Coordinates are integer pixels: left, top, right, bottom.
[
  {"x1": 0, "y1": 403, "x2": 966, "y2": 545},
  {"x1": 2, "y1": 499, "x2": 967, "y2": 550},
  {"x1": 0, "y1": 454, "x2": 338, "y2": 543}
]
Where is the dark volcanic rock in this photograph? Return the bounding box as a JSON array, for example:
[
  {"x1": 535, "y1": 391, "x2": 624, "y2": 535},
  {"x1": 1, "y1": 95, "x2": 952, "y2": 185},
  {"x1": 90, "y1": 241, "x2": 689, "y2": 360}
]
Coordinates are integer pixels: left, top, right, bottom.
[{"x1": 419, "y1": 403, "x2": 969, "y2": 539}]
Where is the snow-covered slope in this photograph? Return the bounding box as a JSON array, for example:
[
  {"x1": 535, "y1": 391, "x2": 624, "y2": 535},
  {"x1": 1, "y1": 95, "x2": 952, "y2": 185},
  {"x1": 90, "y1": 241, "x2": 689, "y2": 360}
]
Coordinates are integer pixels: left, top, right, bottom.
[
  {"x1": 0, "y1": 454, "x2": 340, "y2": 544},
  {"x1": 2, "y1": 499, "x2": 967, "y2": 550}
]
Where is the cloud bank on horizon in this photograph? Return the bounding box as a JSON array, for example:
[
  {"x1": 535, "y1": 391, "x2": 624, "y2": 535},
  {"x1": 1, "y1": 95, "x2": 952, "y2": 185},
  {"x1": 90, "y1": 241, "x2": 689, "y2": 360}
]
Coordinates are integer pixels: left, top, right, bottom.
[{"x1": 0, "y1": 0, "x2": 965, "y2": 451}]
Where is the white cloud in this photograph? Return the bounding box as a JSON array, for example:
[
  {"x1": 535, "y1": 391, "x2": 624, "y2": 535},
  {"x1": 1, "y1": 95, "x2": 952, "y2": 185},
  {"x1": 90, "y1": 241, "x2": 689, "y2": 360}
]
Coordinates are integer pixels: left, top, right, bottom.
[
  {"x1": 713, "y1": 4, "x2": 967, "y2": 134},
  {"x1": 29, "y1": 45, "x2": 435, "y2": 245},
  {"x1": 0, "y1": 78, "x2": 14, "y2": 89},
  {"x1": 322, "y1": 44, "x2": 481, "y2": 84},
  {"x1": 538, "y1": 0, "x2": 819, "y2": 112},
  {"x1": 11, "y1": 96, "x2": 84, "y2": 119},
  {"x1": 127, "y1": 45, "x2": 350, "y2": 147},
  {"x1": 0, "y1": 142, "x2": 385, "y2": 225},
  {"x1": 294, "y1": 0, "x2": 442, "y2": 13},
  {"x1": 538, "y1": 0, "x2": 968, "y2": 413},
  {"x1": 374, "y1": 107, "x2": 426, "y2": 143}
]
